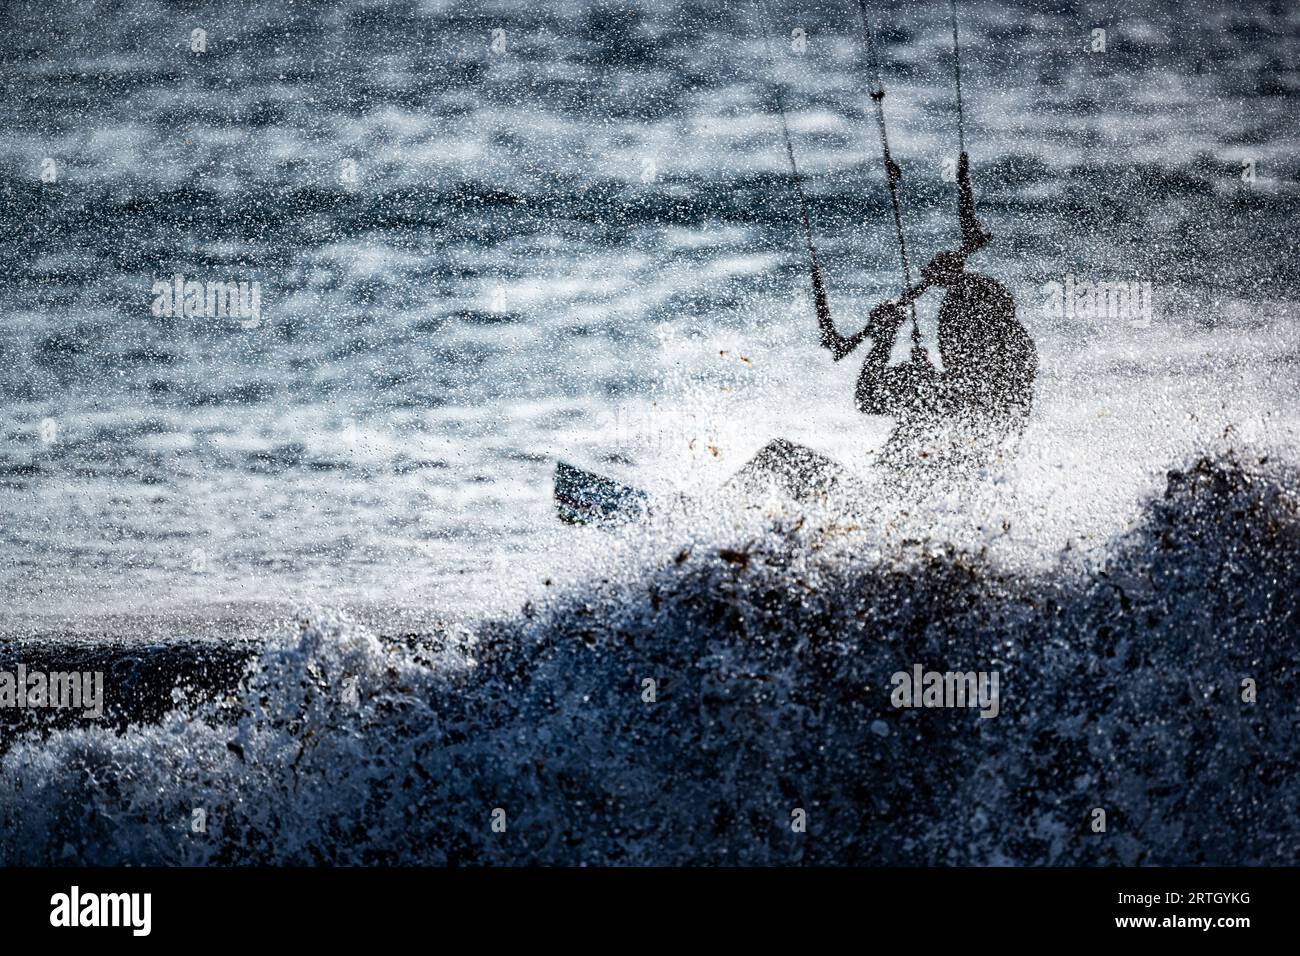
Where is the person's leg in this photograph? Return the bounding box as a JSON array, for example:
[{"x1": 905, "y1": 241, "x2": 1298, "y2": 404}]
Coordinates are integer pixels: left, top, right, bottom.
[{"x1": 725, "y1": 438, "x2": 849, "y2": 501}]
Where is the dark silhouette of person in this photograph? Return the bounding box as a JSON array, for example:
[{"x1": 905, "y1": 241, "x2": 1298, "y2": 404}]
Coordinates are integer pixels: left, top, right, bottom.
[{"x1": 818, "y1": 153, "x2": 1036, "y2": 478}]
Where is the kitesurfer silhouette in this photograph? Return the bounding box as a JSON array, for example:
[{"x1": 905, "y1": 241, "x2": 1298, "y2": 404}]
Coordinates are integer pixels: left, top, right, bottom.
[
  {"x1": 746, "y1": 0, "x2": 1036, "y2": 491},
  {"x1": 818, "y1": 152, "x2": 1036, "y2": 476},
  {"x1": 554, "y1": 2, "x2": 1040, "y2": 524}
]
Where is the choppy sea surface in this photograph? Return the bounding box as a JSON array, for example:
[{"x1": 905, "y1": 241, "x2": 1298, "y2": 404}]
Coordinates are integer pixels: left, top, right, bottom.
[{"x1": 1, "y1": 0, "x2": 1299, "y2": 864}]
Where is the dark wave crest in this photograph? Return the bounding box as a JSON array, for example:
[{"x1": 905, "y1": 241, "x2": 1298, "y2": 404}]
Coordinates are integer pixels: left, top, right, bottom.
[{"x1": 2, "y1": 450, "x2": 1297, "y2": 865}]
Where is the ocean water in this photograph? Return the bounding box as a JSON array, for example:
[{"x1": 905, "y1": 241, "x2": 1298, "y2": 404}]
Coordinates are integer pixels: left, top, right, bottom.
[{"x1": 1, "y1": 0, "x2": 1299, "y2": 864}]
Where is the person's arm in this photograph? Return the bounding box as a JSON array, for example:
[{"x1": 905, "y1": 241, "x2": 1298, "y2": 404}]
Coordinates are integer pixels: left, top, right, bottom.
[
  {"x1": 852, "y1": 304, "x2": 930, "y2": 416},
  {"x1": 957, "y1": 151, "x2": 990, "y2": 256},
  {"x1": 819, "y1": 316, "x2": 869, "y2": 361},
  {"x1": 821, "y1": 298, "x2": 904, "y2": 364},
  {"x1": 813, "y1": 263, "x2": 870, "y2": 361}
]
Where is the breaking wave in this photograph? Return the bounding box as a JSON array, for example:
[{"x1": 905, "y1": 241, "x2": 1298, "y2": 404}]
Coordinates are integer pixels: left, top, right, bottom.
[{"x1": 2, "y1": 449, "x2": 1297, "y2": 865}]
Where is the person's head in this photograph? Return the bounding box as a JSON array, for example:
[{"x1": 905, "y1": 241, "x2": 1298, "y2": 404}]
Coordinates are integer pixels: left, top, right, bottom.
[{"x1": 921, "y1": 250, "x2": 965, "y2": 288}]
